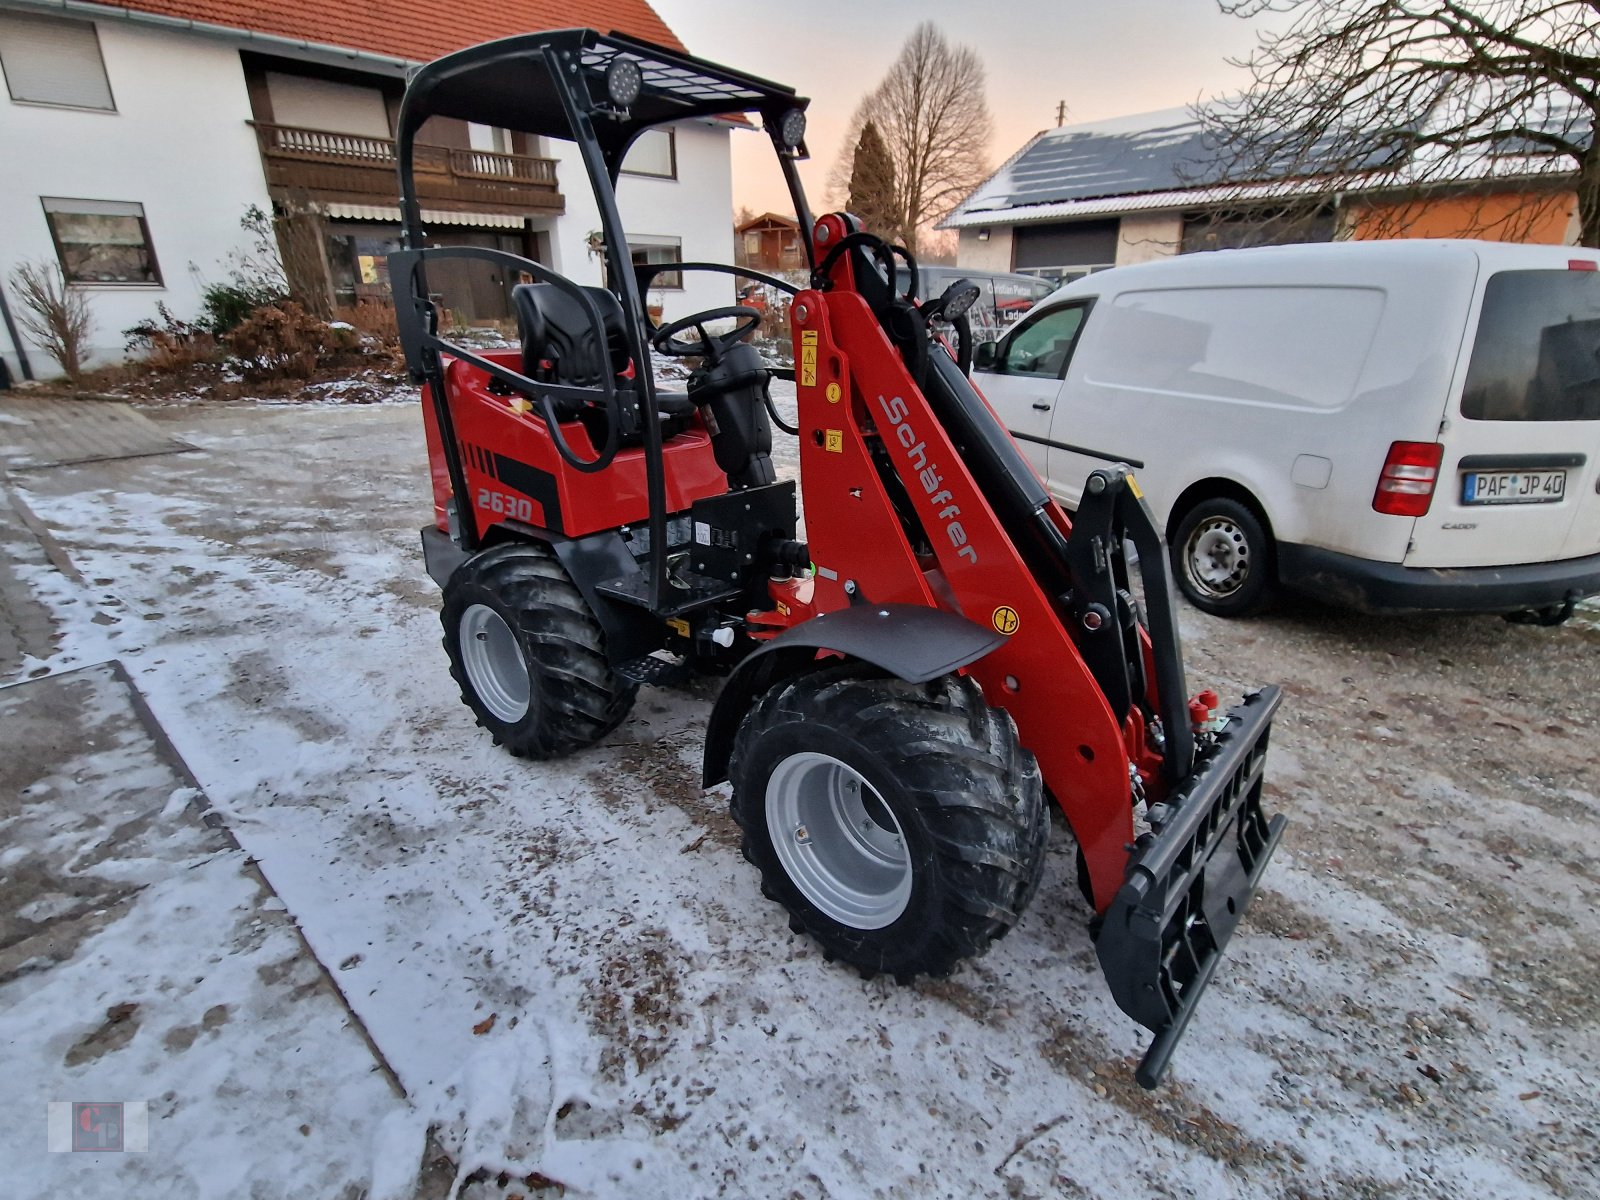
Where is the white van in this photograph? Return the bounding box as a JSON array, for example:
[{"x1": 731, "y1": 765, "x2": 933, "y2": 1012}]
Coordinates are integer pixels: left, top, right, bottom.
[{"x1": 972, "y1": 239, "x2": 1600, "y2": 621}]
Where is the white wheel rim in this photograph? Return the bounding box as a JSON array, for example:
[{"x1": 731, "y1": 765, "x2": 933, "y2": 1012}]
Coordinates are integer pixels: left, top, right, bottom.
[
  {"x1": 1184, "y1": 516, "x2": 1251, "y2": 599},
  {"x1": 766, "y1": 752, "x2": 912, "y2": 929},
  {"x1": 460, "y1": 603, "x2": 530, "y2": 723}
]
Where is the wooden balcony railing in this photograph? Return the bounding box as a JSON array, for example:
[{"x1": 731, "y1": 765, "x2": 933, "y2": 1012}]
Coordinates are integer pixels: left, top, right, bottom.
[{"x1": 252, "y1": 122, "x2": 564, "y2": 216}]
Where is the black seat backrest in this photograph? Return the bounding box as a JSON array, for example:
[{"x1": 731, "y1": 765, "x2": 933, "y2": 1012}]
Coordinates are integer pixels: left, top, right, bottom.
[{"x1": 512, "y1": 282, "x2": 631, "y2": 387}]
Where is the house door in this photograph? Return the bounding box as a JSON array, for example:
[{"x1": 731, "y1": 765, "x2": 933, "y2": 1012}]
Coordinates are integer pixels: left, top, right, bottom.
[{"x1": 423, "y1": 230, "x2": 530, "y2": 326}]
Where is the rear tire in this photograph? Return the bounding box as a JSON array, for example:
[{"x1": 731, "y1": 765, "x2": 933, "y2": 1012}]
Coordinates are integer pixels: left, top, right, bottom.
[
  {"x1": 1170, "y1": 496, "x2": 1275, "y2": 617},
  {"x1": 729, "y1": 666, "x2": 1047, "y2": 981},
  {"x1": 441, "y1": 542, "x2": 635, "y2": 758}
]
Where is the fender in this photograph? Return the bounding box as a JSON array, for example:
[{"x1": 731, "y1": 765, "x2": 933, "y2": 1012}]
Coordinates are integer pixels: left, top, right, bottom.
[{"x1": 702, "y1": 603, "x2": 1005, "y2": 786}]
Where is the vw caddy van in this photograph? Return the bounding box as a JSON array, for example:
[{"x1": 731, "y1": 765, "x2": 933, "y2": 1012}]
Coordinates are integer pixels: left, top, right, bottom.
[{"x1": 974, "y1": 240, "x2": 1600, "y2": 620}]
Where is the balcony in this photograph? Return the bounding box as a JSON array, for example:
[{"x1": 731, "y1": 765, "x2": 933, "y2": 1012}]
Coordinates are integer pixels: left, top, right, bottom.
[{"x1": 252, "y1": 122, "x2": 564, "y2": 217}]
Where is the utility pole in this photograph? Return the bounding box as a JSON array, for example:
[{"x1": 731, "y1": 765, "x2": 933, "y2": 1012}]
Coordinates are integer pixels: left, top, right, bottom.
[{"x1": 1055, "y1": 100, "x2": 1068, "y2": 127}]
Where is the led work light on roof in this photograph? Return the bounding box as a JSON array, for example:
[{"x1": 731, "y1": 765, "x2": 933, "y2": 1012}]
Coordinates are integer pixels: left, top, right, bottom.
[
  {"x1": 605, "y1": 56, "x2": 643, "y2": 108},
  {"x1": 778, "y1": 107, "x2": 807, "y2": 149}
]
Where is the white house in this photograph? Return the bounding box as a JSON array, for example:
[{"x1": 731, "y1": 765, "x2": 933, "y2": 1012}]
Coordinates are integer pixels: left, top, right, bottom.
[{"x1": 0, "y1": 0, "x2": 736, "y2": 381}]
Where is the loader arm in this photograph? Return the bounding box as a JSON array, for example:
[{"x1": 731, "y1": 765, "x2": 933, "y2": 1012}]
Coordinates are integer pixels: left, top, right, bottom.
[{"x1": 778, "y1": 214, "x2": 1287, "y2": 1086}]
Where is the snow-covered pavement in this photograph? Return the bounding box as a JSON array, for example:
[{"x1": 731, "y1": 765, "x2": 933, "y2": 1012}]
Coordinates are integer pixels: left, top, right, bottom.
[
  {"x1": 5, "y1": 398, "x2": 1597, "y2": 1199},
  {"x1": 2, "y1": 661, "x2": 410, "y2": 1198}
]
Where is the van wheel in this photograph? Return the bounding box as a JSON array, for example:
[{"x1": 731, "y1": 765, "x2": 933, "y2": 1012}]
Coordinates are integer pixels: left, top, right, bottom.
[{"x1": 1170, "y1": 497, "x2": 1275, "y2": 617}]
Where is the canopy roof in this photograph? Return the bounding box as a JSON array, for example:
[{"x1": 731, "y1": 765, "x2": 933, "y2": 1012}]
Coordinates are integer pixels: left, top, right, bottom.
[{"x1": 398, "y1": 28, "x2": 804, "y2": 155}]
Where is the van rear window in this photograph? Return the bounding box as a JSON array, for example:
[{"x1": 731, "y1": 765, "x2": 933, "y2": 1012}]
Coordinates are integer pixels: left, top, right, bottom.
[{"x1": 1462, "y1": 269, "x2": 1600, "y2": 421}]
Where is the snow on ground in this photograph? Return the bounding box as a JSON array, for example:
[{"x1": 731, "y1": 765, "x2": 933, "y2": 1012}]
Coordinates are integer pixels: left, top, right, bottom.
[
  {"x1": 7, "y1": 401, "x2": 1598, "y2": 1198},
  {"x1": 1, "y1": 663, "x2": 408, "y2": 1198}
]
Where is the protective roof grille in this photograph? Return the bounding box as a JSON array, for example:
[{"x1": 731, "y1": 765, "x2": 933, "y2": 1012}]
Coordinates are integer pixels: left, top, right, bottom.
[{"x1": 578, "y1": 43, "x2": 766, "y2": 105}]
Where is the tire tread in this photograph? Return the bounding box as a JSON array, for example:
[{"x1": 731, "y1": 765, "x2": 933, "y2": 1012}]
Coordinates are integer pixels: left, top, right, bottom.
[{"x1": 729, "y1": 665, "x2": 1048, "y2": 980}]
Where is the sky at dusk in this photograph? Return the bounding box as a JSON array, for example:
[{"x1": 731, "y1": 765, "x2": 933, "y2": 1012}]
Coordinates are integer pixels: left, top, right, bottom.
[{"x1": 648, "y1": 0, "x2": 1282, "y2": 219}]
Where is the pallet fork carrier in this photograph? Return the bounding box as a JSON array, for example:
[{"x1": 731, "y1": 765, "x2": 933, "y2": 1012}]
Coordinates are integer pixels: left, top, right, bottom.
[{"x1": 388, "y1": 28, "x2": 1287, "y2": 1088}]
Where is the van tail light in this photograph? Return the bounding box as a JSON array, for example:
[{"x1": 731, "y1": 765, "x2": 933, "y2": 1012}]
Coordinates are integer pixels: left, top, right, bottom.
[{"x1": 1373, "y1": 441, "x2": 1445, "y2": 517}]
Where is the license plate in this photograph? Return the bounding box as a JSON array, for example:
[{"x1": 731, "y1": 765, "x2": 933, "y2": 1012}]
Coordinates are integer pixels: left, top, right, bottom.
[{"x1": 1462, "y1": 469, "x2": 1567, "y2": 505}]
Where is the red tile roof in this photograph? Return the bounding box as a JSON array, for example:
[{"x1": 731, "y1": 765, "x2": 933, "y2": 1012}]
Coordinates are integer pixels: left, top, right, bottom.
[{"x1": 107, "y1": 0, "x2": 686, "y2": 64}]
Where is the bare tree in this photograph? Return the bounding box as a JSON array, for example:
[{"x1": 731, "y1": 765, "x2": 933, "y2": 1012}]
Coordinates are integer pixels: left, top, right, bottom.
[
  {"x1": 9, "y1": 260, "x2": 94, "y2": 384},
  {"x1": 1199, "y1": 1, "x2": 1599, "y2": 246},
  {"x1": 829, "y1": 23, "x2": 992, "y2": 253}
]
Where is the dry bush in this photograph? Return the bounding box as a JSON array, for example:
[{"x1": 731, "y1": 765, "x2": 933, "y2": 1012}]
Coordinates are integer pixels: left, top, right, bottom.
[
  {"x1": 9, "y1": 259, "x2": 95, "y2": 384},
  {"x1": 228, "y1": 301, "x2": 332, "y2": 382},
  {"x1": 123, "y1": 303, "x2": 220, "y2": 373},
  {"x1": 332, "y1": 298, "x2": 401, "y2": 349}
]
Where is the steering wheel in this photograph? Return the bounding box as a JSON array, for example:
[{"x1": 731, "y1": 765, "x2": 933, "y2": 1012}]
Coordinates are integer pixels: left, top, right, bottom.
[{"x1": 651, "y1": 305, "x2": 762, "y2": 360}]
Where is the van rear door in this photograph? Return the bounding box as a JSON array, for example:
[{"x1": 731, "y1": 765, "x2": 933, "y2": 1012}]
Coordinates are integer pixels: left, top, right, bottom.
[{"x1": 1406, "y1": 261, "x2": 1600, "y2": 569}]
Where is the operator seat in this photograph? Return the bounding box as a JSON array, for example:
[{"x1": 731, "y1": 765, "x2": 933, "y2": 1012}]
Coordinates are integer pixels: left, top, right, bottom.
[{"x1": 510, "y1": 283, "x2": 695, "y2": 428}]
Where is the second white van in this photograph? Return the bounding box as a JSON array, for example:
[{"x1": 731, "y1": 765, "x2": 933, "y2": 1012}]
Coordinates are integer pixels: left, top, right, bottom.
[{"x1": 973, "y1": 239, "x2": 1600, "y2": 621}]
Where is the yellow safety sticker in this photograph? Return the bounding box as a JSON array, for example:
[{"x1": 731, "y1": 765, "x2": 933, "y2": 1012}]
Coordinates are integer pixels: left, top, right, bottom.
[
  {"x1": 800, "y1": 331, "x2": 819, "y2": 386},
  {"x1": 991, "y1": 605, "x2": 1020, "y2": 635},
  {"x1": 824, "y1": 429, "x2": 844, "y2": 453},
  {"x1": 1126, "y1": 472, "x2": 1144, "y2": 499},
  {"x1": 825, "y1": 381, "x2": 842, "y2": 404},
  {"x1": 666, "y1": 617, "x2": 690, "y2": 638},
  {"x1": 776, "y1": 601, "x2": 790, "y2": 616}
]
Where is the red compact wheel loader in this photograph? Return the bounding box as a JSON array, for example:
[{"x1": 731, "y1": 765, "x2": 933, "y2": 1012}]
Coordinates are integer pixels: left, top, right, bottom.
[{"x1": 388, "y1": 29, "x2": 1287, "y2": 1088}]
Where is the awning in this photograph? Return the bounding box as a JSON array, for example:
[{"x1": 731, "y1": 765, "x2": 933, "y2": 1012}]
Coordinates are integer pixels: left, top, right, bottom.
[{"x1": 323, "y1": 203, "x2": 526, "y2": 229}]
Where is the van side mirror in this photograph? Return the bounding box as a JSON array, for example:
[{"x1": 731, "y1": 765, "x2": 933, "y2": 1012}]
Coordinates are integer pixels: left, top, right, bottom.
[{"x1": 973, "y1": 341, "x2": 999, "y2": 372}]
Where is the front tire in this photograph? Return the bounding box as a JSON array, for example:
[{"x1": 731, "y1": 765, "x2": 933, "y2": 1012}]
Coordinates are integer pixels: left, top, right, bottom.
[
  {"x1": 729, "y1": 666, "x2": 1047, "y2": 981},
  {"x1": 1170, "y1": 496, "x2": 1276, "y2": 617},
  {"x1": 441, "y1": 542, "x2": 635, "y2": 758}
]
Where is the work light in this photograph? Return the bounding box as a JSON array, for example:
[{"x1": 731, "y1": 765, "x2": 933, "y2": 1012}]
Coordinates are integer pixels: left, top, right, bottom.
[{"x1": 605, "y1": 57, "x2": 642, "y2": 108}]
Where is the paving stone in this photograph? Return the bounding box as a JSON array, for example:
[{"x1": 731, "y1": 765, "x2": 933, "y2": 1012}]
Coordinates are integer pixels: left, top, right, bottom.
[
  {"x1": 0, "y1": 487, "x2": 60, "y2": 678},
  {"x1": 0, "y1": 394, "x2": 194, "y2": 470}
]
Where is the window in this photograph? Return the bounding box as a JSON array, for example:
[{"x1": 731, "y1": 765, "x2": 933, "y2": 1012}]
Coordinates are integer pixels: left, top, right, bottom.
[
  {"x1": 1002, "y1": 303, "x2": 1089, "y2": 378},
  {"x1": 1463, "y1": 269, "x2": 1600, "y2": 422},
  {"x1": 622, "y1": 127, "x2": 676, "y2": 179},
  {"x1": 468, "y1": 122, "x2": 512, "y2": 154},
  {"x1": 0, "y1": 12, "x2": 114, "y2": 110},
  {"x1": 630, "y1": 238, "x2": 683, "y2": 289},
  {"x1": 43, "y1": 199, "x2": 160, "y2": 285},
  {"x1": 265, "y1": 72, "x2": 390, "y2": 138}
]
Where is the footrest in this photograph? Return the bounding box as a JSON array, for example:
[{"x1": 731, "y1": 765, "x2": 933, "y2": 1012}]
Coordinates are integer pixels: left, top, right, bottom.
[
  {"x1": 595, "y1": 570, "x2": 743, "y2": 619},
  {"x1": 1094, "y1": 685, "x2": 1286, "y2": 1088},
  {"x1": 615, "y1": 653, "x2": 690, "y2": 688}
]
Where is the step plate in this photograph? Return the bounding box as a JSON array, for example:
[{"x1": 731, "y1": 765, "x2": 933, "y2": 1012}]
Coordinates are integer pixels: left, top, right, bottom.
[
  {"x1": 595, "y1": 569, "x2": 743, "y2": 619},
  {"x1": 1094, "y1": 685, "x2": 1286, "y2": 1088},
  {"x1": 615, "y1": 653, "x2": 690, "y2": 688}
]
